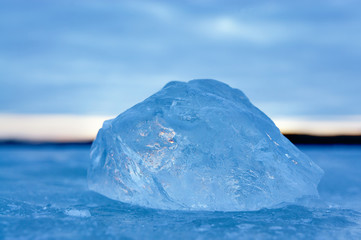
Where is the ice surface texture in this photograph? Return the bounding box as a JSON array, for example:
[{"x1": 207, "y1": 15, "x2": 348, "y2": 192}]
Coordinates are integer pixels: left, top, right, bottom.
[{"x1": 88, "y1": 79, "x2": 323, "y2": 211}]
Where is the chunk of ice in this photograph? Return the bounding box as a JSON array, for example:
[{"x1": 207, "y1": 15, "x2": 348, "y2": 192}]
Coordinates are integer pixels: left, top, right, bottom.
[{"x1": 88, "y1": 79, "x2": 323, "y2": 211}]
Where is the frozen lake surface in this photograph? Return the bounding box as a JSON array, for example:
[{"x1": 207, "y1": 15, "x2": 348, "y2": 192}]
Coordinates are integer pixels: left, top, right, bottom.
[{"x1": 1, "y1": 145, "x2": 361, "y2": 239}]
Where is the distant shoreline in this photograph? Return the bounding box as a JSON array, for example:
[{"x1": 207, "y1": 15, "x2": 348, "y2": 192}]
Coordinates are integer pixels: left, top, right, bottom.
[
  {"x1": 284, "y1": 134, "x2": 361, "y2": 145},
  {"x1": 0, "y1": 140, "x2": 93, "y2": 147},
  {"x1": 1, "y1": 134, "x2": 361, "y2": 146}
]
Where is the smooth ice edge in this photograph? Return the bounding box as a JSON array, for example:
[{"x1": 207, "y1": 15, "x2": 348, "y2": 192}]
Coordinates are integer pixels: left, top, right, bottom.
[{"x1": 88, "y1": 79, "x2": 324, "y2": 211}]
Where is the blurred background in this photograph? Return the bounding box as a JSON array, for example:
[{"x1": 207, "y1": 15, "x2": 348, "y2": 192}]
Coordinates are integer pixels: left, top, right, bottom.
[{"x1": 1, "y1": 0, "x2": 361, "y2": 142}]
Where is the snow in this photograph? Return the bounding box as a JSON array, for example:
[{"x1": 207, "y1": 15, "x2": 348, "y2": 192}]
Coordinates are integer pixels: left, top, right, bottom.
[
  {"x1": 88, "y1": 79, "x2": 323, "y2": 211},
  {"x1": 64, "y1": 209, "x2": 91, "y2": 218},
  {"x1": 0, "y1": 145, "x2": 360, "y2": 239}
]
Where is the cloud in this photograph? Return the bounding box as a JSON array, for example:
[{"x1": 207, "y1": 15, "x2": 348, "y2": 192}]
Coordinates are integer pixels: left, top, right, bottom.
[
  {"x1": 1, "y1": 0, "x2": 361, "y2": 119},
  {"x1": 196, "y1": 16, "x2": 286, "y2": 44},
  {"x1": 124, "y1": 1, "x2": 177, "y2": 21}
]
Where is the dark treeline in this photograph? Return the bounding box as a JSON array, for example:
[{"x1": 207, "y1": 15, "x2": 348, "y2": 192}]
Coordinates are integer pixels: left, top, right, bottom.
[
  {"x1": 284, "y1": 134, "x2": 361, "y2": 145},
  {"x1": 0, "y1": 140, "x2": 93, "y2": 147},
  {"x1": 1, "y1": 134, "x2": 361, "y2": 146}
]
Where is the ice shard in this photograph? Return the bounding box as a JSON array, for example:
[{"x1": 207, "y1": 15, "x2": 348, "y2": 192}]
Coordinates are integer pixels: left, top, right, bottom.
[{"x1": 88, "y1": 79, "x2": 323, "y2": 211}]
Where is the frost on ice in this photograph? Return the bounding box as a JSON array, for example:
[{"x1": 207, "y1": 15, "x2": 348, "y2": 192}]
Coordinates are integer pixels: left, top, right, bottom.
[{"x1": 88, "y1": 79, "x2": 323, "y2": 211}]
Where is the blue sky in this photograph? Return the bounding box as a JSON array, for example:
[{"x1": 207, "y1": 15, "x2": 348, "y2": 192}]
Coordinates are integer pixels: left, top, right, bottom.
[{"x1": 1, "y1": 0, "x2": 361, "y2": 120}]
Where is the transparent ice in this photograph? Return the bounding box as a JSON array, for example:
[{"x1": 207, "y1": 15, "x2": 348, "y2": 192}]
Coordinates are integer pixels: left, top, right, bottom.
[{"x1": 88, "y1": 79, "x2": 323, "y2": 211}]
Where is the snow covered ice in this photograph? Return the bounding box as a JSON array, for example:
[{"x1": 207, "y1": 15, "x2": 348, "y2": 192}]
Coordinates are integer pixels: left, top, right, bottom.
[{"x1": 88, "y1": 79, "x2": 323, "y2": 211}]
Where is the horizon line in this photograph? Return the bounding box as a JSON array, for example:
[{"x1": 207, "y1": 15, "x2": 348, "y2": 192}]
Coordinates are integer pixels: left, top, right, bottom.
[
  {"x1": 0, "y1": 113, "x2": 360, "y2": 142},
  {"x1": 2, "y1": 134, "x2": 361, "y2": 146}
]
